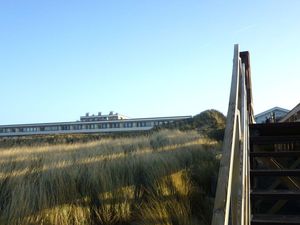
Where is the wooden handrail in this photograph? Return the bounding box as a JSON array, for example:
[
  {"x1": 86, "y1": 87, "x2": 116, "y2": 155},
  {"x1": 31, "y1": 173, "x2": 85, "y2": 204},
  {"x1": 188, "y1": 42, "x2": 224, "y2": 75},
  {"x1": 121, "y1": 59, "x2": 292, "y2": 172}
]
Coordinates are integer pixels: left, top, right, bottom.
[{"x1": 211, "y1": 44, "x2": 253, "y2": 225}]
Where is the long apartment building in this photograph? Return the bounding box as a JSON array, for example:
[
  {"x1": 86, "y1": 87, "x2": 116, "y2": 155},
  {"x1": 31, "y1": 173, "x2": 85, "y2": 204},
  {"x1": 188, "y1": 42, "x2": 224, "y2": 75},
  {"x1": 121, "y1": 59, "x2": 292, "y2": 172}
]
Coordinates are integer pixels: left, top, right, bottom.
[{"x1": 0, "y1": 111, "x2": 192, "y2": 137}]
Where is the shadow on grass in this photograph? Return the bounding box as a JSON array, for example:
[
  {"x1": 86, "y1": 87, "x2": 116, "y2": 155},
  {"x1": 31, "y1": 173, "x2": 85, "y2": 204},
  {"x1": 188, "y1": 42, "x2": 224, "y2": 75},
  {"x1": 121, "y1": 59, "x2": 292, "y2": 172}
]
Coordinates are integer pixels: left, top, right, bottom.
[{"x1": 0, "y1": 141, "x2": 219, "y2": 225}]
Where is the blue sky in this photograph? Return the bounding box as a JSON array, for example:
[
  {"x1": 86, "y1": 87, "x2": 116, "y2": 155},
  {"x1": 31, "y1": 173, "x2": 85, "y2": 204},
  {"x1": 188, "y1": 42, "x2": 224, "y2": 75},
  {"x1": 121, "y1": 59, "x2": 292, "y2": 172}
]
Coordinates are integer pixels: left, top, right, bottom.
[{"x1": 0, "y1": 1, "x2": 299, "y2": 124}]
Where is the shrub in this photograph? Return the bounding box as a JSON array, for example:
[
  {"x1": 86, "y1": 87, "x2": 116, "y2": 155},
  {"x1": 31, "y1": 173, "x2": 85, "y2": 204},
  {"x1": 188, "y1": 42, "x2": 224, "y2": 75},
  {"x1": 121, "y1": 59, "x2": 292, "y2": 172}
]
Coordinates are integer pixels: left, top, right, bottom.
[{"x1": 149, "y1": 131, "x2": 171, "y2": 150}]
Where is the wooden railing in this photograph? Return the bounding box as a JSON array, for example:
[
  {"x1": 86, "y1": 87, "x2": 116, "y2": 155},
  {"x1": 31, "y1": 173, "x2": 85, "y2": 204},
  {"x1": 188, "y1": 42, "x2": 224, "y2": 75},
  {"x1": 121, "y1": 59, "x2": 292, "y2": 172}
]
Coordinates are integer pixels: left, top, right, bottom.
[{"x1": 211, "y1": 44, "x2": 254, "y2": 225}]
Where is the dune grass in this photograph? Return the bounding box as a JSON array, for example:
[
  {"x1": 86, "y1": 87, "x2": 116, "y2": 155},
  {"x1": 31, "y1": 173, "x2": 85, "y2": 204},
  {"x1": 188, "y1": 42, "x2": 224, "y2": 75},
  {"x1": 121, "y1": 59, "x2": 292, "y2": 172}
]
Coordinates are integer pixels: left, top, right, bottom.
[{"x1": 0, "y1": 130, "x2": 220, "y2": 225}]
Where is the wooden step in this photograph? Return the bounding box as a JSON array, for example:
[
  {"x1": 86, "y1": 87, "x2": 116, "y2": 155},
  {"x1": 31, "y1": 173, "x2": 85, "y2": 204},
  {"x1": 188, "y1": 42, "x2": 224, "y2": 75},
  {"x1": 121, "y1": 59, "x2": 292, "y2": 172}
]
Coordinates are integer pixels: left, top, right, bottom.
[
  {"x1": 250, "y1": 136, "x2": 300, "y2": 144},
  {"x1": 252, "y1": 214, "x2": 300, "y2": 225},
  {"x1": 251, "y1": 190, "x2": 300, "y2": 199},
  {"x1": 251, "y1": 169, "x2": 300, "y2": 176},
  {"x1": 250, "y1": 122, "x2": 300, "y2": 137},
  {"x1": 250, "y1": 151, "x2": 300, "y2": 157}
]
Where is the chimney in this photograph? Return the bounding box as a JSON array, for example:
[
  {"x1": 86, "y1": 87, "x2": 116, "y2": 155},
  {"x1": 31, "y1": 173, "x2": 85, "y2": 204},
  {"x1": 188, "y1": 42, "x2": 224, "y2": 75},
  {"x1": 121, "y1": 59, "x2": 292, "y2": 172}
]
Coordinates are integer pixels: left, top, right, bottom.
[
  {"x1": 86, "y1": 112, "x2": 89, "y2": 117},
  {"x1": 98, "y1": 112, "x2": 102, "y2": 116}
]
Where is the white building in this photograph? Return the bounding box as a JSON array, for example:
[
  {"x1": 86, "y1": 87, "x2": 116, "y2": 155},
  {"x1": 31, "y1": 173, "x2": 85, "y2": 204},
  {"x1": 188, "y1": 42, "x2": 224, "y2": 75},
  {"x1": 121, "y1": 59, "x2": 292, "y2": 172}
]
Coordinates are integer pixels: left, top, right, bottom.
[
  {"x1": 0, "y1": 112, "x2": 192, "y2": 137},
  {"x1": 254, "y1": 107, "x2": 289, "y2": 123}
]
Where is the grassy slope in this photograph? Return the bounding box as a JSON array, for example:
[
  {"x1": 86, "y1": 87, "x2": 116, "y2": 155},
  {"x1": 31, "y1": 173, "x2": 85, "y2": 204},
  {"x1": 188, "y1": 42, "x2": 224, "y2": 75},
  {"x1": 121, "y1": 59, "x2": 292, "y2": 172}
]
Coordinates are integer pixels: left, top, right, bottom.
[{"x1": 0, "y1": 130, "x2": 220, "y2": 225}]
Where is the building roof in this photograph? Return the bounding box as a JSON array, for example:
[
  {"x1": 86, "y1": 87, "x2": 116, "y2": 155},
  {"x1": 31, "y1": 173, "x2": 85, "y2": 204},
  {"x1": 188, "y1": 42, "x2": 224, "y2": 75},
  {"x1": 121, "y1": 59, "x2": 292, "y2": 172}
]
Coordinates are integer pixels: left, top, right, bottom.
[
  {"x1": 254, "y1": 106, "x2": 289, "y2": 119},
  {"x1": 279, "y1": 103, "x2": 300, "y2": 122},
  {"x1": 0, "y1": 115, "x2": 192, "y2": 128}
]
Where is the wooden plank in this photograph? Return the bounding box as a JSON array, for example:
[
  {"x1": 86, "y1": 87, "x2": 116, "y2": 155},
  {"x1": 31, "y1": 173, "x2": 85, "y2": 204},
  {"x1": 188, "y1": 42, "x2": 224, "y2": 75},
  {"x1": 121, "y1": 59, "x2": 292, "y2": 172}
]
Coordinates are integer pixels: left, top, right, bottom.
[
  {"x1": 212, "y1": 44, "x2": 253, "y2": 225},
  {"x1": 251, "y1": 169, "x2": 300, "y2": 176},
  {"x1": 240, "y1": 62, "x2": 248, "y2": 225},
  {"x1": 250, "y1": 122, "x2": 300, "y2": 136},
  {"x1": 251, "y1": 215, "x2": 300, "y2": 225},
  {"x1": 230, "y1": 115, "x2": 242, "y2": 225},
  {"x1": 240, "y1": 51, "x2": 255, "y2": 124},
  {"x1": 250, "y1": 135, "x2": 300, "y2": 144},
  {"x1": 251, "y1": 190, "x2": 300, "y2": 199},
  {"x1": 250, "y1": 151, "x2": 300, "y2": 157},
  {"x1": 211, "y1": 44, "x2": 240, "y2": 225}
]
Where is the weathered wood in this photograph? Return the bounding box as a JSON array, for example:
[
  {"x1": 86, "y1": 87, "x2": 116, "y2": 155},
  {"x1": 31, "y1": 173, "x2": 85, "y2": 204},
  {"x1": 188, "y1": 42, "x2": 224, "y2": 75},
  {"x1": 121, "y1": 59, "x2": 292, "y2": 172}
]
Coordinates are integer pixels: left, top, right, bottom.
[
  {"x1": 211, "y1": 44, "x2": 240, "y2": 225},
  {"x1": 240, "y1": 63, "x2": 250, "y2": 225},
  {"x1": 251, "y1": 190, "x2": 300, "y2": 199},
  {"x1": 250, "y1": 135, "x2": 300, "y2": 144},
  {"x1": 231, "y1": 114, "x2": 242, "y2": 225},
  {"x1": 252, "y1": 215, "x2": 300, "y2": 225},
  {"x1": 250, "y1": 122, "x2": 300, "y2": 136},
  {"x1": 250, "y1": 169, "x2": 300, "y2": 176},
  {"x1": 240, "y1": 51, "x2": 254, "y2": 124},
  {"x1": 211, "y1": 44, "x2": 253, "y2": 225},
  {"x1": 250, "y1": 151, "x2": 300, "y2": 157}
]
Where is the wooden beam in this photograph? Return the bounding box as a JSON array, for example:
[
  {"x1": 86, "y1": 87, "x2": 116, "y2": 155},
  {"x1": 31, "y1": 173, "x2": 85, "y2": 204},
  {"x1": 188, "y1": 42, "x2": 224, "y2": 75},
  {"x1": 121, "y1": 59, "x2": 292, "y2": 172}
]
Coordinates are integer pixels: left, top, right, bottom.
[{"x1": 211, "y1": 44, "x2": 240, "y2": 225}]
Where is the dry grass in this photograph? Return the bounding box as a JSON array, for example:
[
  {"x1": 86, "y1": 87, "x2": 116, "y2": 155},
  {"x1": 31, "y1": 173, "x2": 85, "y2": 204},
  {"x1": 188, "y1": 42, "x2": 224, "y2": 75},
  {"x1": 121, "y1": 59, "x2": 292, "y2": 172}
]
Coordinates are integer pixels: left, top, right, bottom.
[{"x1": 0, "y1": 130, "x2": 220, "y2": 225}]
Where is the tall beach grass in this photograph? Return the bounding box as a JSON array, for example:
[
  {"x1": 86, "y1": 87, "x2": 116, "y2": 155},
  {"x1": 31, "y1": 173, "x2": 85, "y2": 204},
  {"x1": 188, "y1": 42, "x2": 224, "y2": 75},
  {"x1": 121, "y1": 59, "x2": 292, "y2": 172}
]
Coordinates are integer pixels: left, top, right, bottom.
[{"x1": 0, "y1": 130, "x2": 220, "y2": 225}]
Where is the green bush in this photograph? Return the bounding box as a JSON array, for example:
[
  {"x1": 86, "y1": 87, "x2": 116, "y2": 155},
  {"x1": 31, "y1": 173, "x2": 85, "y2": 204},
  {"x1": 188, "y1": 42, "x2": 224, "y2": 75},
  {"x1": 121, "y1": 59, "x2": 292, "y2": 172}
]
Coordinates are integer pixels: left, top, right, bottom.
[
  {"x1": 149, "y1": 131, "x2": 170, "y2": 150},
  {"x1": 207, "y1": 128, "x2": 225, "y2": 141}
]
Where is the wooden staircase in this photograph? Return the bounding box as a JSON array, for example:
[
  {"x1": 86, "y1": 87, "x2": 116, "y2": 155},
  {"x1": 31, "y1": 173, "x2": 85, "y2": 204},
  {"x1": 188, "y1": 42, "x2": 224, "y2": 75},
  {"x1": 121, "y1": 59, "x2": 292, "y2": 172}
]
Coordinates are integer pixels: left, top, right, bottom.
[
  {"x1": 250, "y1": 122, "x2": 300, "y2": 224},
  {"x1": 211, "y1": 45, "x2": 300, "y2": 225}
]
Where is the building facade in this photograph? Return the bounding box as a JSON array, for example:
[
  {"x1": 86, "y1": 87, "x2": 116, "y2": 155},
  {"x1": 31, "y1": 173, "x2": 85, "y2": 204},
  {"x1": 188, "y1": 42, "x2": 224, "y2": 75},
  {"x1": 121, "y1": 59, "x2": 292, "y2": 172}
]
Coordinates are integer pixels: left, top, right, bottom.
[
  {"x1": 254, "y1": 107, "x2": 289, "y2": 123},
  {"x1": 0, "y1": 112, "x2": 192, "y2": 137}
]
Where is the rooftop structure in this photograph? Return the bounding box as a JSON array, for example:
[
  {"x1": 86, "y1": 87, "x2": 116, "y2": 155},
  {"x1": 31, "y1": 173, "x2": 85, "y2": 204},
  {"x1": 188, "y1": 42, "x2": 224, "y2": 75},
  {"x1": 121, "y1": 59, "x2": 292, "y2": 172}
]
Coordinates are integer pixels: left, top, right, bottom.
[{"x1": 80, "y1": 111, "x2": 129, "y2": 122}]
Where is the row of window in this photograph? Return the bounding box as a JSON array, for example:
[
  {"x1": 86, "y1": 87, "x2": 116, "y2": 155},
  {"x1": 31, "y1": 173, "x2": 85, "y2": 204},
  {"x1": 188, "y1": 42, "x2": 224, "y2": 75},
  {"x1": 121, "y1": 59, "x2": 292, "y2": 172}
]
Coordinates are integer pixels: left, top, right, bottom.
[{"x1": 0, "y1": 121, "x2": 170, "y2": 134}]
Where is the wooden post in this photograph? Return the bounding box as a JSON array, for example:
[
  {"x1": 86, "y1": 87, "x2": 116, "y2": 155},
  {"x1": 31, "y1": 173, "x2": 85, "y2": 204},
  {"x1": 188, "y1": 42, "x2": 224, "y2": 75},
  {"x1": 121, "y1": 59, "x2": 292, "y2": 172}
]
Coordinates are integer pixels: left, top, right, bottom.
[
  {"x1": 211, "y1": 44, "x2": 240, "y2": 225},
  {"x1": 211, "y1": 44, "x2": 254, "y2": 225}
]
